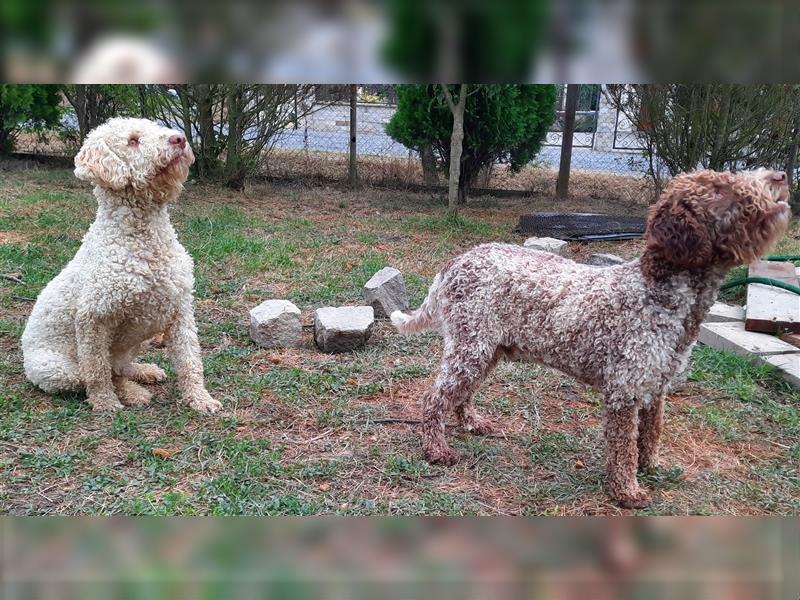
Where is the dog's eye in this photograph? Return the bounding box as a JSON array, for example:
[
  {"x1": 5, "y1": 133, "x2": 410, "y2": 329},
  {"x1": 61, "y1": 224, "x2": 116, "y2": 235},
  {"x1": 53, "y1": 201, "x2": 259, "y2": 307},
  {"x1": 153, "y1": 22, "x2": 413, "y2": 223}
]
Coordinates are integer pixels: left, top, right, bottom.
[{"x1": 128, "y1": 137, "x2": 139, "y2": 147}]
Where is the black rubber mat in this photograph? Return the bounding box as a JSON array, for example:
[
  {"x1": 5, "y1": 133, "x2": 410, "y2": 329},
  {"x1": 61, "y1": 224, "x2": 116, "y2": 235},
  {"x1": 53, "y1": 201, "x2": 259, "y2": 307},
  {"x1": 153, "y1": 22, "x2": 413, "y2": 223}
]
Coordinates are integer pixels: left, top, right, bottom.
[{"x1": 515, "y1": 212, "x2": 647, "y2": 241}]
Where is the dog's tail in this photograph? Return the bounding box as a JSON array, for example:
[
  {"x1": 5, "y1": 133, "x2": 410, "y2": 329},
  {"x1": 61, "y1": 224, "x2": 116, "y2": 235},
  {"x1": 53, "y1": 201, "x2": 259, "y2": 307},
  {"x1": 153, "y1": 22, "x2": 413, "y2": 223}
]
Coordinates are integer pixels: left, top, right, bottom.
[{"x1": 391, "y1": 273, "x2": 441, "y2": 335}]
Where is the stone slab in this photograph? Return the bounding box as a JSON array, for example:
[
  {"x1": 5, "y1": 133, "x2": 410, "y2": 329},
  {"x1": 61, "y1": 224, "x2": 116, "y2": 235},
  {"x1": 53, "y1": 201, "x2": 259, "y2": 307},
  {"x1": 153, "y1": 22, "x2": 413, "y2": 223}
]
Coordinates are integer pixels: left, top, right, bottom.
[
  {"x1": 523, "y1": 237, "x2": 569, "y2": 256},
  {"x1": 698, "y1": 322, "x2": 800, "y2": 357},
  {"x1": 705, "y1": 302, "x2": 745, "y2": 324},
  {"x1": 314, "y1": 306, "x2": 375, "y2": 353}
]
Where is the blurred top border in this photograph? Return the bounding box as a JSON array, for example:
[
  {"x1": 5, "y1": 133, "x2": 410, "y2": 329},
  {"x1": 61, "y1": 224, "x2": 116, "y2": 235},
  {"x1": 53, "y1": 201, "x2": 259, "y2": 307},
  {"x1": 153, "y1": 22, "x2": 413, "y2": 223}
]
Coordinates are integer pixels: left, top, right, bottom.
[{"x1": 1, "y1": 0, "x2": 795, "y2": 83}]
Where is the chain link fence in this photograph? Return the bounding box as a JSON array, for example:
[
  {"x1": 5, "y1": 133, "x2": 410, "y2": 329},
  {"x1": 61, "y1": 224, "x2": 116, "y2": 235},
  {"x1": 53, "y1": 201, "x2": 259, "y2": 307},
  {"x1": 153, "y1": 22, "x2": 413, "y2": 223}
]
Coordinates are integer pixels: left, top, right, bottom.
[
  {"x1": 260, "y1": 86, "x2": 655, "y2": 205},
  {"x1": 13, "y1": 85, "x2": 657, "y2": 206}
]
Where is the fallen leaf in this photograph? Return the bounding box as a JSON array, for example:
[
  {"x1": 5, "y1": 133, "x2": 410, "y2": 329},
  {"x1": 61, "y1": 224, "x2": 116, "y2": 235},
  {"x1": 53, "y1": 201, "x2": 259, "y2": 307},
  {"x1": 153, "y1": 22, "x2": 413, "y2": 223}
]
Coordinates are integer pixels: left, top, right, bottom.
[
  {"x1": 152, "y1": 447, "x2": 172, "y2": 459},
  {"x1": 346, "y1": 378, "x2": 357, "y2": 385},
  {"x1": 269, "y1": 355, "x2": 282, "y2": 364},
  {"x1": 574, "y1": 459, "x2": 585, "y2": 470}
]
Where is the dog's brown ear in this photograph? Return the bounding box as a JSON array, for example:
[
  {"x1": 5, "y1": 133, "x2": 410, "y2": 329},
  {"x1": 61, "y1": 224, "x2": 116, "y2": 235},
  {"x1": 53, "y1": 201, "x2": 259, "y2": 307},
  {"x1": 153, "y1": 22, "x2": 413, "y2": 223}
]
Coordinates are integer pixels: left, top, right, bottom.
[
  {"x1": 74, "y1": 139, "x2": 130, "y2": 191},
  {"x1": 646, "y1": 198, "x2": 713, "y2": 269}
]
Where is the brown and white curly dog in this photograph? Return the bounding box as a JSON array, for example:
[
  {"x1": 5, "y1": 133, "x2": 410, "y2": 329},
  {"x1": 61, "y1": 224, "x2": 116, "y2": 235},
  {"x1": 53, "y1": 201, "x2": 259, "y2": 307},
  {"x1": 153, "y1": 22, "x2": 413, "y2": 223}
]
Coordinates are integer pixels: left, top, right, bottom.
[{"x1": 392, "y1": 169, "x2": 790, "y2": 508}]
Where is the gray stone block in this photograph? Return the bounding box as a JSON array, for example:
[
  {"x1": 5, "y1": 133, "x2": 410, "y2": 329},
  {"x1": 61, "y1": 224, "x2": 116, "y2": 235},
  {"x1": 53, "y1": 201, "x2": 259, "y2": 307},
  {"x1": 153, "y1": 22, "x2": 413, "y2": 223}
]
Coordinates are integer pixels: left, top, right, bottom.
[
  {"x1": 249, "y1": 299, "x2": 302, "y2": 349},
  {"x1": 314, "y1": 306, "x2": 374, "y2": 353},
  {"x1": 364, "y1": 267, "x2": 409, "y2": 318},
  {"x1": 587, "y1": 253, "x2": 626, "y2": 266},
  {"x1": 523, "y1": 236, "x2": 569, "y2": 256}
]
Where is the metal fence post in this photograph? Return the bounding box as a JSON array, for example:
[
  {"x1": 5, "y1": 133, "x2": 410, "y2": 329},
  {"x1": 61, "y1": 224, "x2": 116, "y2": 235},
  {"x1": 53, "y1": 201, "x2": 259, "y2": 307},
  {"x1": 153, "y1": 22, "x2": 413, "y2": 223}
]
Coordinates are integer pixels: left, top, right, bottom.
[{"x1": 349, "y1": 84, "x2": 358, "y2": 187}]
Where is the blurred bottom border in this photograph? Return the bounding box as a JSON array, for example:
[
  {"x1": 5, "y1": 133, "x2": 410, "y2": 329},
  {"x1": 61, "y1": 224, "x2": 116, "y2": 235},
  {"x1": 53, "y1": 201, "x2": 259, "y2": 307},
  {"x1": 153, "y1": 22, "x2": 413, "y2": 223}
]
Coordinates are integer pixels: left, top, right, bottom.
[{"x1": 1, "y1": 516, "x2": 797, "y2": 599}]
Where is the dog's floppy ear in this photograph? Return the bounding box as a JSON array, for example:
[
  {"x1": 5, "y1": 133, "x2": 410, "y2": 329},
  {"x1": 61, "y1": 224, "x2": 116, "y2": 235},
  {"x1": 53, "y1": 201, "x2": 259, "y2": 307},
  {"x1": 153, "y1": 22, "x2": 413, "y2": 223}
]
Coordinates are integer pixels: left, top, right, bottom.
[
  {"x1": 74, "y1": 139, "x2": 130, "y2": 191},
  {"x1": 646, "y1": 194, "x2": 713, "y2": 269}
]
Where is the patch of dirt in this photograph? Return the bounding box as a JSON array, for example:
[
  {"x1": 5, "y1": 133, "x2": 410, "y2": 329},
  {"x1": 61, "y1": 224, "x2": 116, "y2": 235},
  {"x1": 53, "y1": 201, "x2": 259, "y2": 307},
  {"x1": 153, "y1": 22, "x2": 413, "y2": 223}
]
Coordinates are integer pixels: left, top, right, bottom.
[
  {"x1": 93, "y1": 438, "x2": 134, "y2": 467},
  {"x1": 0, "y1": 232, "x2": 29, "y2": 245}
]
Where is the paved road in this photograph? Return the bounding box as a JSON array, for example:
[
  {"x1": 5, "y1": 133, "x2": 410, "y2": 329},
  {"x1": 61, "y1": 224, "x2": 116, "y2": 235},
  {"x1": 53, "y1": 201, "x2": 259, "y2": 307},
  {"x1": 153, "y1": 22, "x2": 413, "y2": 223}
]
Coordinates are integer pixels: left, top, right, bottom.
[{"x1": 273, "y1": 128, "x2": 649, "y2": 175}]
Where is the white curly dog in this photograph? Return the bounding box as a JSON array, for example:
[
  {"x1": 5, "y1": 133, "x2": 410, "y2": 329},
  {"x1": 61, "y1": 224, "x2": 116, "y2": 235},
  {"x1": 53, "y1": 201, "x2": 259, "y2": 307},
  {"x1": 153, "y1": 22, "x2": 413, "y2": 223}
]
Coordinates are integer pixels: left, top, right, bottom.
[{"x1": 21, "y1": 117, "x2": 221, "y2": 414}]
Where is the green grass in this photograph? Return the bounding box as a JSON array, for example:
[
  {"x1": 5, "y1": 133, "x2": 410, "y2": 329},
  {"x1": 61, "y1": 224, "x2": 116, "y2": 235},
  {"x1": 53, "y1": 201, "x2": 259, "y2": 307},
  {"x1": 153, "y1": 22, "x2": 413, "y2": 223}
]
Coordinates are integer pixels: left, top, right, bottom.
[{"x1": 1, "y1": 164, "x2": 798, "y2": 515}]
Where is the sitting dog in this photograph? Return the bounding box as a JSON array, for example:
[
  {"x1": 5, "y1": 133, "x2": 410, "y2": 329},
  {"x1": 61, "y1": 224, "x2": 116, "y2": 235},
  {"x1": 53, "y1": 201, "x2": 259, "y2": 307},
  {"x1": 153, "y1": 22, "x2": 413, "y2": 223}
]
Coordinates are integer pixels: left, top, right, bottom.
[
  {"x1": 22, "y1": 117, "x2": 221, "y2": 414},
  {"x1": 392, "y1": 169, "x2": 790, "y2": 508}
]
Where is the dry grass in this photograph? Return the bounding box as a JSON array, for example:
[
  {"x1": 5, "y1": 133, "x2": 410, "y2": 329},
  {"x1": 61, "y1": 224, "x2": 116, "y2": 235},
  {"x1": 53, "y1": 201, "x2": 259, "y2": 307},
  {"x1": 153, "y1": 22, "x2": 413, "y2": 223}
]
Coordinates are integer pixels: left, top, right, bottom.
[
  {"x1": 0, "y1": 160, "x2": 797, "y2": 516},
  {"x1": 262, "y1": 149, "x2": 655, "y2": 204}
]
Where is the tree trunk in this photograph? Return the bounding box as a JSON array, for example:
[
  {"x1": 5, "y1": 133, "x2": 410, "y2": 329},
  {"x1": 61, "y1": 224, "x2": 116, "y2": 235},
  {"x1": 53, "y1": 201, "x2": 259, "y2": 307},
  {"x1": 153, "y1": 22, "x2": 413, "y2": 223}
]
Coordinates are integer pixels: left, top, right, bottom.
[
  {"x1": 224, "y1": 85, "x2": 246, "y2": 191},
  {"x1": 195, "y1": 85, "x2": 217, "y2": 181},
  {"x1": 0, "y1": 121, "x2": 10, "y2": 154},
  {"x1": 348, "y1": 84, "x2": 358, "y2": 187},
  {"x1": 556, "y1": 84, "x2": 579, "y2": 200},
  {"x1": 420, "y1": 143, "x2": 437, "y2": 184},
  {"x1": 442, "y1": 84, "x2": 468, "y2": 217},
  {"x1": 457, "y1": 169, "x2": 471, "y2": 205}
]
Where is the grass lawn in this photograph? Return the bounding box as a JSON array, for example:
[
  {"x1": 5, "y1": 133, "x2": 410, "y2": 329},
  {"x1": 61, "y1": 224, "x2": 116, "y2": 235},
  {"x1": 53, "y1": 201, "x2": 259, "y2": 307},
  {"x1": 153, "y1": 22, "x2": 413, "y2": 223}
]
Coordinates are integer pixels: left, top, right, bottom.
[{"x1": 0, "y1": 161, "x2": 798, "y2": 516}]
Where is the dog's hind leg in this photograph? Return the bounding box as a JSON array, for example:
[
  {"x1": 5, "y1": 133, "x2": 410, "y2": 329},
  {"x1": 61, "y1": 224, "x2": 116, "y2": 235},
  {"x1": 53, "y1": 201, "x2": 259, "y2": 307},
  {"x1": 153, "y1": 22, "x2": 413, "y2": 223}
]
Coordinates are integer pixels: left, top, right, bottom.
[
  {"x1": 24, "y1": 349, "x2": 83, "y2": 394},
  {"x1": 76, "y1": 316, "x2": 123, "y2": 411},
  {"x1": 422, "y1": 344, "x2": 495, "y2": 465},
  {"x1": 453, "y1": 345, "x2": 507, "y2": 436}
]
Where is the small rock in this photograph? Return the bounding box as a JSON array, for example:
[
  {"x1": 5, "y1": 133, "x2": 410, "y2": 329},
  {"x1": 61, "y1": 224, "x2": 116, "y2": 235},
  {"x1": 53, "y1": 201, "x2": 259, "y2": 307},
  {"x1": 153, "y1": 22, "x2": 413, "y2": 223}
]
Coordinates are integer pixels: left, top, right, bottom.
[
  {"x1": 363, "y1": 266, "x2": 409, "y2": 318},
  {"x1": 587, "y1": 253, "x2": 626, "y2": 267},
  {"x1": 249, "y1": 299, "x2": 302, "y2": 349},
  {"x1": 314, "y1": 306, "x2": 374, "y2": 353},
  {"x1": 523, "y1": 236, "x2": 569, "y2": 256}
]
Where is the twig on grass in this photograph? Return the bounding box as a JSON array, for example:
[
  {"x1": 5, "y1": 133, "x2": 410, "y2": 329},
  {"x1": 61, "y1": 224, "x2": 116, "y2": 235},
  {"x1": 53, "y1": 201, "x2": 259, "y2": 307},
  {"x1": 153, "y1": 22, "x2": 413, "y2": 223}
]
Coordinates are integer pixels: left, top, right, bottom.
[
  {"x1": 2, "y1": 274, "x2": 24, "y2": 284},
  {"x1": 358, "y1": 417, "x2": 423, "y2": 425}
]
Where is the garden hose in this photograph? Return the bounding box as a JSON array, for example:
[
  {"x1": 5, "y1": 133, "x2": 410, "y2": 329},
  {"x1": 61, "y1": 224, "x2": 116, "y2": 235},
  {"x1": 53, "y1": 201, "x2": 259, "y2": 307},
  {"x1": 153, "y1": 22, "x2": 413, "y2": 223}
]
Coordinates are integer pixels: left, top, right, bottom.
[
  {"x1": 719, "y1": 276, "x2": 800, "y2": 295},
  {"x1": 716, "y1": 255, "x2": 800, "y2": 295},
  {"x1": 765, "y1": 255, "x2": 800, "y2": 262}
]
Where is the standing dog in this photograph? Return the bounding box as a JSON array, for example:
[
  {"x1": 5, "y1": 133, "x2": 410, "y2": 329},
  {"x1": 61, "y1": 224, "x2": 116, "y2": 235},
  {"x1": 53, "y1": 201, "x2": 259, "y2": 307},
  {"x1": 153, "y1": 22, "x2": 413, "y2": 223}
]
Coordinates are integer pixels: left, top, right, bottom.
[
  {"x1": 22, "y1": 118, "x2": 221, "y2": 414},
  {"x1": 392, "y1": 169, "x2": 790, "y2": 507}
]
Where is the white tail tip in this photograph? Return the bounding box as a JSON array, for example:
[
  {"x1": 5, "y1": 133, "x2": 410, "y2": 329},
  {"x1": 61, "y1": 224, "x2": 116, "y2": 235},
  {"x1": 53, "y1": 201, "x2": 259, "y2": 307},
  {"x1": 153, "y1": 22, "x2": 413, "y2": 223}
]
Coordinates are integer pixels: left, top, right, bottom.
[{"x1": 390, "y1": 310, "x2": 411, "y2": 330}]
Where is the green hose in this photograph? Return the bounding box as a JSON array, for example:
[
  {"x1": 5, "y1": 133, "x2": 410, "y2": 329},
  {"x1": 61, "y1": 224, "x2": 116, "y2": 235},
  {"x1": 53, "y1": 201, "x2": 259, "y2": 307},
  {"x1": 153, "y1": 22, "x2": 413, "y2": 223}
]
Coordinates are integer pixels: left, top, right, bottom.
[
  {"x1": 765, "y1": 255, "x2": 800, "y2": 262},
  {"x1": 720, "y1": 276, "x2": 800, "y2": 295},
  {"x1": 717, "y1": 255, "x2": 800, "y2": 295}
]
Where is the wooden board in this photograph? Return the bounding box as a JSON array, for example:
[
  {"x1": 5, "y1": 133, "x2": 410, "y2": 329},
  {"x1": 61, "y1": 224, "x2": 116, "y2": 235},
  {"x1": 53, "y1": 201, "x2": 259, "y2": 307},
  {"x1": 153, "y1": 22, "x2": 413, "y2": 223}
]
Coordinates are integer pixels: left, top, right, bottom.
[
  {"x1": 699, "y1": 322, "x2": 800, "y2": 356},
  {"x1": 744, "y1": 261, "x2": 800, "y2": 333}
]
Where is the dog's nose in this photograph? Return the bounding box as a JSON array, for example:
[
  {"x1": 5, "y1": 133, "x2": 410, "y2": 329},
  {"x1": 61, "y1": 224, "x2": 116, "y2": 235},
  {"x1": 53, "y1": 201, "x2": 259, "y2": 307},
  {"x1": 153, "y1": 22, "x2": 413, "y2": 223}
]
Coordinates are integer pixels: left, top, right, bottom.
[
  {"x1": 773, "y1": 171, "x2": 787, "y2": 182},
  {"x1": 168, "y1": 134, "x2": 186, "y2": 149}
]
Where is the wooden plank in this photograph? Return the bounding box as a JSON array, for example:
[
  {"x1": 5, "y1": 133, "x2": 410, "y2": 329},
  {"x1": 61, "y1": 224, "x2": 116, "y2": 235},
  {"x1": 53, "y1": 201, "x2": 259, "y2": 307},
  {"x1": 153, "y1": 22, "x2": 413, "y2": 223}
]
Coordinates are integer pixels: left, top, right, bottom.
[
  {"x1": 698, "y1": 322, "x2": 800, "y2": 356},
  {"x1": 744, "y1": 260, "x2": 800, "y2": 333},
  {"x1": 699, "y1": 323, "x2": 800, "y2": 388},
  {"x1": 705, "y1": 301, "x2": 745, "y2": 323},
  {"x1": 762, "y1": 353, "x2": 800, "y2": 387}
]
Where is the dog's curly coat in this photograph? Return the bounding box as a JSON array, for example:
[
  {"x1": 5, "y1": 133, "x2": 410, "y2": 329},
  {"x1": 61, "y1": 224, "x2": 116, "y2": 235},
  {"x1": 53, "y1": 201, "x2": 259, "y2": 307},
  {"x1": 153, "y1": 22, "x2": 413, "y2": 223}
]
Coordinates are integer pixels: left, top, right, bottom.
[
  {"x1": 392, "y1": 169, "x2": 790, "y2": 508},
  {"x1": 22, "y1": 117, "x2": 221, "y2": 414}
]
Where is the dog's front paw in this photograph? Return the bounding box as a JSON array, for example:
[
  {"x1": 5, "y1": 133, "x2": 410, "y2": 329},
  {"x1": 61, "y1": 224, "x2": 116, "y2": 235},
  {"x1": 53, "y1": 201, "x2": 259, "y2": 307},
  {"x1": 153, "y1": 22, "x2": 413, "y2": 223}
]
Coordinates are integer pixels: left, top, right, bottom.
[
  {"x1": 464, "y1": 415, "x2": 497, "y2": 436},
  {"x1": 612, "y1": 486, "x2": 653, "y2": 509},
  {"x1": 117, "y1": 380, "x2": 153, "y2": 406},
  {"x1": 185, "y1": 390, "x2": 222, "y2": 415},
  {"x1": 128, "y1": 363, "x2": 167, "y2": 384},
  {"x1": 638, "y1": 458, "x2": 659, "y2": 473},
  {"x1": 424, "y1": 446, "x2": 459, "y2": 466},
  {"x1": 88, "y1": 391, "x2": 124, "y2": 412}
]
